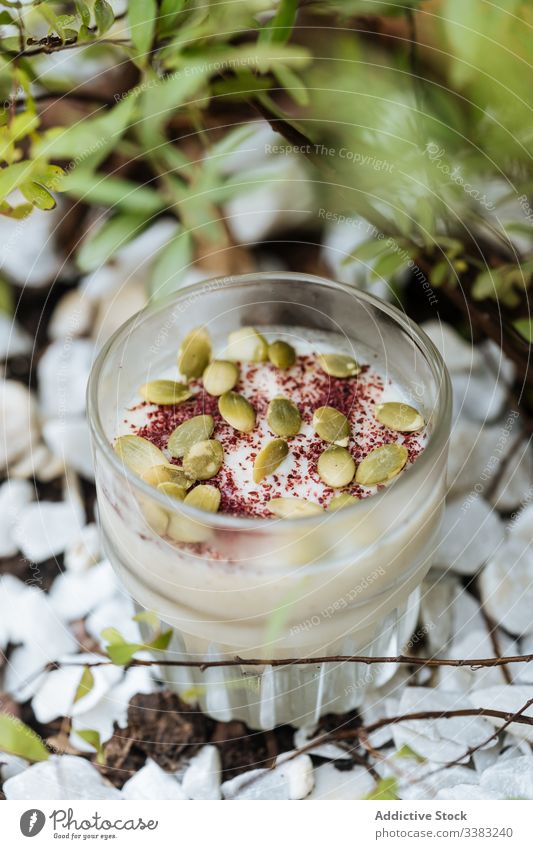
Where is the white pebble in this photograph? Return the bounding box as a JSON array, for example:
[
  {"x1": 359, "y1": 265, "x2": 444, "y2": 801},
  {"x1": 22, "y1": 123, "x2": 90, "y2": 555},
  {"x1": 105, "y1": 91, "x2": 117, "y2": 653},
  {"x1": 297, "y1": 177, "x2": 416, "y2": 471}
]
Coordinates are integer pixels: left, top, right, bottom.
[
  {"x1": 3, "y1": 755, "x2": 122, "y2": 800},
  {"x1": 434, "y1": 496, "x2": 505, "y2": 575},
  {"x1": 0, "y1": 380, "x2": 39, "y2": 470},
  {"x1": 12, "y1": 498, "x2": 85, "y2": 563},
  {"x1": 122, "y1": 759, "x2": 186, "y2": 800},
  {"x1": 182, "y1": 745, "x2": 222, "y2": 800},
  {"x1": 479, "y1": 539, "x2": 533, "y2": 635},
  {"x1": 38, "y1": 339, "x2": 94, "y2": 419}
]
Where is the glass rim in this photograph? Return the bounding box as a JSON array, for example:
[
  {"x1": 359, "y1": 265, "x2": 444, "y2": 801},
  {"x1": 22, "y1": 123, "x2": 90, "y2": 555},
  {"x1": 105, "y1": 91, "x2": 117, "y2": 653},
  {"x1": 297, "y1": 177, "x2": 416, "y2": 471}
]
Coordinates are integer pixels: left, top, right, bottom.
[{"x1": 87, "y1": 271, "x2": 452, "y2": 531}]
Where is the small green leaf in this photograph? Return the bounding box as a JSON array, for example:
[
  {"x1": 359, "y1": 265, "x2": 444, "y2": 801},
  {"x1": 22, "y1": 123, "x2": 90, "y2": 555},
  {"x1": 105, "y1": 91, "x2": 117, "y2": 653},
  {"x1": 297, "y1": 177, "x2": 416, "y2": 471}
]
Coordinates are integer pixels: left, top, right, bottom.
[
  {"x1": 76, "y1": 729, "x2": 105, "y2": 764},
  {"x1": 20, "y1": 181, "x2": 57, "y2": 211},
  {"x1": 370, "y1": 249, "x2": 408, "y2": 281},
  {"x1": 94, "y1": 0, "x2": 114, "y2": 35},
  {"x1": 395, "y1": 744, "x2": 425, "y2": 762},
  {"x1": 341, "y1": 238, "x2": 389, "y2": 265},
  {"x1": 77, "y1": 213, "x2": 147, "y2": 272},
  {"x1": 146, "y1": 629, "x2": 173, "y2": 651},
  {"x1": 0, "y1": 11, "x2": 14, "y2": 25},
  {"x1": 100, "y1": 626, "x2": 127, "y2": 646},
  {"x1": 133, "y1": 610, "x2": 161, "y2": 631},
  {"x1": 158, "y1": 0, "x2": 185, "y2": 37},
  {"x1": 105, "y1": 642, "x2": 143, "y2": 666},
  {"x1": 272, "y1": 64, "x2": 309, "y2": 106},
  {"x1": 365, "y1": 777, "x2": 399, "y2": 800},
  {"x1": 260, "y1": 0, "x2": 298, "y2": 44},
  {"x1": 0, "y1": 713, "x2": 49, "y2": 763},
  {"x1": 75, "y1": 1, "x2": 90, "y2": 26},
  {"x1": 74, "y1": 666, "x2": 95, "y2": 704},
  {"x1": 0, "y1": 276, "x2": 13, "y2": 315},
  {"x1": 128, "y1": 0, "x2": 157, "y2": 62},
  {"x1": 514, "y1": 318, "x2": 533, "y2": 344}
]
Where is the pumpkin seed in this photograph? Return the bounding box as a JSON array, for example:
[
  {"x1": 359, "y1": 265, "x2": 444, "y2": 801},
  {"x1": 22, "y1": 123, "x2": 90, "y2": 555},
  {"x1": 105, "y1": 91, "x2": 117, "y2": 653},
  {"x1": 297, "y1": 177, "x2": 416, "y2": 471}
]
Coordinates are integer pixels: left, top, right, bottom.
[
  {"x1": 203, "y1": 360, "x2": 239, "y2": 396},
  {"x1": 185, "y1": 484, "x2": 221, "y2": 513},
  {"x1": 268, "y1": 340, "x2": 296, "y2": 369},
  {"x1": 177, "y1": 326, "x2": 211, "y2": 378},
  {"x1": 253, "y1": 439, "x2": 289, "y2": 483},
  {"x1": 114, "y1": 435, "x2": 166, "y2": 476},
  {"x1": 141, "y1": 464, "x2": 195, "y2": 488},
  {"x1": 183, "y1": 439, "x2": 224, "y2": 480},
  {"x1": 313, "y1": 406, "x2": 350, "y2": 446},
  {"x1": 376, "y1": 401, "x2": 425, "y2": 432},
  {"x1": 318, "y1": 352, "x2": 360, "y2": 378},
  {"x1": 167, "y1": 415, "x2": 214, "y2": 458},
  {"x1": 226, "y1": 326, "x2": 268, "y2": 362},
  {"x1": 327, "y1": 492, "x2": 359, "y2": 511},
  {"x1": 317, "y1": 445, "x2": 356, "y2": 488},
  {"x1": 139, "y1": 496, "x2": 168, "y2": 535},
  {"x1": 268, "y1": 497, "x2": 323, "y2": 518},
  {"x1": 218, "y1": 391, "x2": 256, "y2": 433},
  {"x1": 267, "y1": 396, "x2": 301, "y2": 437},
  {"x1": 139, "y1": 380, "x2": 192, "y2": 406},
  {"x1": 355, "y1": 443, "x2": 408, "y2": 486},
  {"x1": 157, "y1": 482, "x2": 187, "y2": 500}
]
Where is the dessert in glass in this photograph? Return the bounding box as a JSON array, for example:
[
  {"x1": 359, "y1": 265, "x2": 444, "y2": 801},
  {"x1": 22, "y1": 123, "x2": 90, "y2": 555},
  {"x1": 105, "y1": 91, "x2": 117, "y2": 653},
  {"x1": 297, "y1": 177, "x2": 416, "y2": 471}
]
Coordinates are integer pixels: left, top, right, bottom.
[{"x1": 88, "y1": 272, "x2": 451, "y2": 729}]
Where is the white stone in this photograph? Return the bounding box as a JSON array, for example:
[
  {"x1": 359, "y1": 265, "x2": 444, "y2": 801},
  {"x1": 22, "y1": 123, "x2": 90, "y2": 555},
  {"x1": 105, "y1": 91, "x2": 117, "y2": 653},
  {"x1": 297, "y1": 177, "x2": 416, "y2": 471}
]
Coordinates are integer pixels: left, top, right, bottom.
[
  {"x1": 0, "y1": 379, "x2": 39, "y2": 470},
  {"x1": 470, "y1": 686, "x2": 533, "y2": 744},
  {"x1": 489, "y1": 438, "x2": 533, "y2": 512},
  {"x1": 0, "y1": 479, "x2": 33, "y2": 557},
  {"x1": 479, "y1": 539, "x2": 533, "y2": 635},
  {"x1": 42, "y1": 416, "x2": 94, "y2": 480},
  {"x1": 436, "y1": 784, "x2": 500, "y2": 800},
  {"x1": 182, "y1": 745, "x2": 222, "y2": 800},
  {"x1": 452, "y1": 371, "x2": 507, "y2": 423},
  {"x1": 0, "y1": 204, "x2": 64, "y2": 288},
  {"x1": 392, "y1": 688, "x2": 494, "y2": 763},
  {"x1": 0, "y1": 575, "x2": 76, "y2": 659},
  {"x1": 308, "y1": 764, "x2": 375, "y2": 800},
  {"x1": 37, "y1": 338, "x2": 95, "y2": 419},
  {"x1": 421, "y1": 321, "x2": 483, "y2": 372},
  {"x1": 64, "y1": 523, "x2": 101, "y2": 572},
  {"x1": 222, "y1": 753, "x2": 314, "y2": 800},
  {"x1": 479, "y1": 755, "x2": 533, "y2": 799},
  {"x1": 91, "y1": 280, "x2": 147, "y2": 349},
  {"x1": 32, "y1": 654, "x2": 123, "y2": 724},
  {"x1": 3, "y1": 755, "x2": 122, "y2": 800},
  {"x1": 322, "y1": 221, "x2": 392, "y2": 300},
  {"x1": 434, "y1": 496, "x2": 505, "y2": 575},
  {"x1": 0, "y1": 313, "x2": 32, "y2": 359},
  {"x1": 293, "y1": 727, "x2": 355, "y2": 761},
  {"x1": 84, "y1": 594, "x2": 139, "y2": 644},
  {"x1": 12, "y1": 498, "x2": 84, "y2": 562},
  {"x1": 510, "y1": 503, "x2": 533, "y2": 544},
  {"x1": 437, "y1": 628, "x2": 519, "y2": 693},
  {"x1": 10, "y1": 441, "x2": 65, "y2": 482},
  {"x1": 50, "y1": 559, "x2": 117, "y2": 620},
  {"x1": 122, "y1": 759, "x2": 186, "y2": 800},
  {"x1": 49, "y1": 288, "x2": 95, "y2": 341},
  {"x1": 4, "y1": 644, "x2": 54, "y2": 702},
  {"x1": 0, "y1": 753, "x2": 28, "y2": 782},
  {"x1": 225, "y1": 157, "x2": 314, "y2": 243}
]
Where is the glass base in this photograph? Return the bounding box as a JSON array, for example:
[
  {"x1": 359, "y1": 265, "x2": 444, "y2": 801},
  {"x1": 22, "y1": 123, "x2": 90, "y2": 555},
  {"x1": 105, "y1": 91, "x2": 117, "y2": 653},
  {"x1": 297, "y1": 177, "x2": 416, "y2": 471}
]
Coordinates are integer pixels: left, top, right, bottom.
[{"x1": 144, "y1": 586, "x2": 420, "y2": 730}]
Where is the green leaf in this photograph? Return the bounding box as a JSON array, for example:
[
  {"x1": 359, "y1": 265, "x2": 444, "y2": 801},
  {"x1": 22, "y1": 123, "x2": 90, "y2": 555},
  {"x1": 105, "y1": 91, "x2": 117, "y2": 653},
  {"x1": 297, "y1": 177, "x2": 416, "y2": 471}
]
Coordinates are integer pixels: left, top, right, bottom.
[
  {"x1": 0, "y1": 11, "x2": 13, "y2": 25},
  {"x1": 514, "y1": 318, "x2": 533, "y2": 344},
  {"x1": 365, "y1": 777, "x2": 399, "y2": 800},
  {"x1": 0, "y1": 713, "x2": 49, "y2": 763},
  {"x1": 260, "y1": 0, "x2": 298, "y2": 45},
  {"x1": 272, "y1": 64, "x2": 309, "y2": 106},
  {"x1": 395, "y1": 744, "x2": 425, "y2": 762},
  {"x1": 76, "y1": 728, "x2": 105, "y2": 764},
  {"x1": 0, "y1": 275, "x2": 13, "y2": 314},
  {"x1": 128, "y1": 0, "x2": 157, "y2": 62},
  {"x1": 20, "y1": 181, "x2": 57, "y2": 211},
  {"x1": 146, "y1": 629, "x2": 173, "y2": 651},
  {"x1": 150, "y1": 230, "x2": 192, "y2": 300},
  {"x1": 0, "y1": 162, "x2": 40, "y2": 203},
  {"x1": 158, "y1": 0, "x2": 185, "y2": 37},
  {"x1": 105, "y1": 642, "x2": 143, "y2": 666},
  {"x1": 370, "y1": 249, "x2": 408, "y2": 281},
  {"x1": 77, "y1": 213, "x2": 147, "y2": 272},
  {"x1": 94, "y1": 0, "x2": 114, "y2": 35},
  {"x1": 0, "y1": 200, "x2": 34, "y2": 220},
  {"x1": 341, "y1": 238, "x2": 389, "y2": 264},
  {"x1": 62, "y1": 172, "x2": 165, "y2": 216},
  {"x1": 133, "y1": 610, "x2": 161, "y2": 631},
  {"x1": 100, "y1": 627, "x2": 127, "y2": 646},
  {"x1": 74, "y1": 666, "x2": 95, "y2": 704},
  {"x1": 75, "y1": 1, "x2": 90, "y2": 27}
]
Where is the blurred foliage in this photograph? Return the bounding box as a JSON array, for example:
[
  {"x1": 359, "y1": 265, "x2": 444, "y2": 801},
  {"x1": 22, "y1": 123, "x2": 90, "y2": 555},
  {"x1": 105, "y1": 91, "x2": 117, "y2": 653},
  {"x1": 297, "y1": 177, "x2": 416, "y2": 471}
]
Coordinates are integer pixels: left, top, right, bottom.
[{"x1": 0, "y1": 0, "x2": 532, "y2": 338}]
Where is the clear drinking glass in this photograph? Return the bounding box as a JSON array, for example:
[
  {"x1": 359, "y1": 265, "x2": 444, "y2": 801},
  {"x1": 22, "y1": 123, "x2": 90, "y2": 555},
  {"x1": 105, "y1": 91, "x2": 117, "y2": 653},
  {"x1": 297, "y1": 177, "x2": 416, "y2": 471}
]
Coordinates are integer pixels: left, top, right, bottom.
[{"x1": 87, "y1": 272, "x2": 451, "y2": 729}]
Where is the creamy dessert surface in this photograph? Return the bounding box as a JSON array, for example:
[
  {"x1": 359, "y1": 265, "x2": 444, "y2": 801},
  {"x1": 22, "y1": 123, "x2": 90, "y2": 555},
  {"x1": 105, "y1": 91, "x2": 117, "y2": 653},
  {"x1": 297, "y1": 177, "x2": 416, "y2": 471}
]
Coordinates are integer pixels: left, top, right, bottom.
[{"x1": 118, "y1": 329, "x2": 428, "y2": 518}]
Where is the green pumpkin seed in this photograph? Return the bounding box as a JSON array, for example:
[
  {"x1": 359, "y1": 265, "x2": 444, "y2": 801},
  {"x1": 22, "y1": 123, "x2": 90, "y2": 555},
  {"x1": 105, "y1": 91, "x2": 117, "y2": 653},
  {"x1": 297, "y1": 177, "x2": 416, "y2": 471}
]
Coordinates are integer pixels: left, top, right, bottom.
[
  {"x1": 203, "y1": 360, "x2": 239, "y2": 396},
  {"x1": 218, "y1": 391, "x2": 256, "y2": 433},
  {"x1": 139, "y1": 495, "x2": 168, "y2": 535},
  {"x1": 185, "y1": 484, "x2": 221, "y2": 513},
  {"x1": 139, "y1": 380, "x2": 192, "y2": 406},
  {"x1": 268, "y1": 497, "x2": 323, "y2": 518},
  {"x1": 114, "y1": 435, "x2": 166, "y2": 476},
  {"x1": 313, "y1": 406, "x2": 350, "y2": 446},
  {"x1": 268, "y1": 340, "x2": 296, "y2": 369},
  {"x1": 141, "y1": 464, "x2": 195, "y2": 488},
  {"x1": 253, "y1": 439, "x2": 289, "y2": 483},
  {"x1": 157, "y1": 482, "x2": 187, "y2": 500},
  {"x1": 355, "y1": 443, "x2": 408, "y2": 486},
  {"x1": 226, "y1": 326, "x2": 268, "y2": 362},
  {"x1": 327, "y1": 493, "x2": 359, "y2": 511},
  {"x1": 376, "y1": 402, "x2": 425, "y2": 432},
  {"x1": 318, "y1": 353, "x2": 360, "y2": 378},
  {"x1": 267, "y1": 396, "x2": 301, "y2": 437},
  {"x1": 177, "y1": 327, "x2": 212, "y2": 379},
  {"x1": 183, "y1": 439, "x2": 224, "y2": 480},
  {"x1": 167, "y1": 415, "x2": 214, "y2": 458},
  {"x1": 317, "y1": 445, "x2": 356, "y2": 488}
]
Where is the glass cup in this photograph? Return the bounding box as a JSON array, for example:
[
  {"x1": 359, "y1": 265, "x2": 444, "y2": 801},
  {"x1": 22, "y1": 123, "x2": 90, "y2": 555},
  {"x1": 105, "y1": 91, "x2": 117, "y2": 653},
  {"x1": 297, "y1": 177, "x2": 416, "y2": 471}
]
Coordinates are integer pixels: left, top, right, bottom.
[{"x1": 87, "y1": 272, "x2": 451, "y2": 729}]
